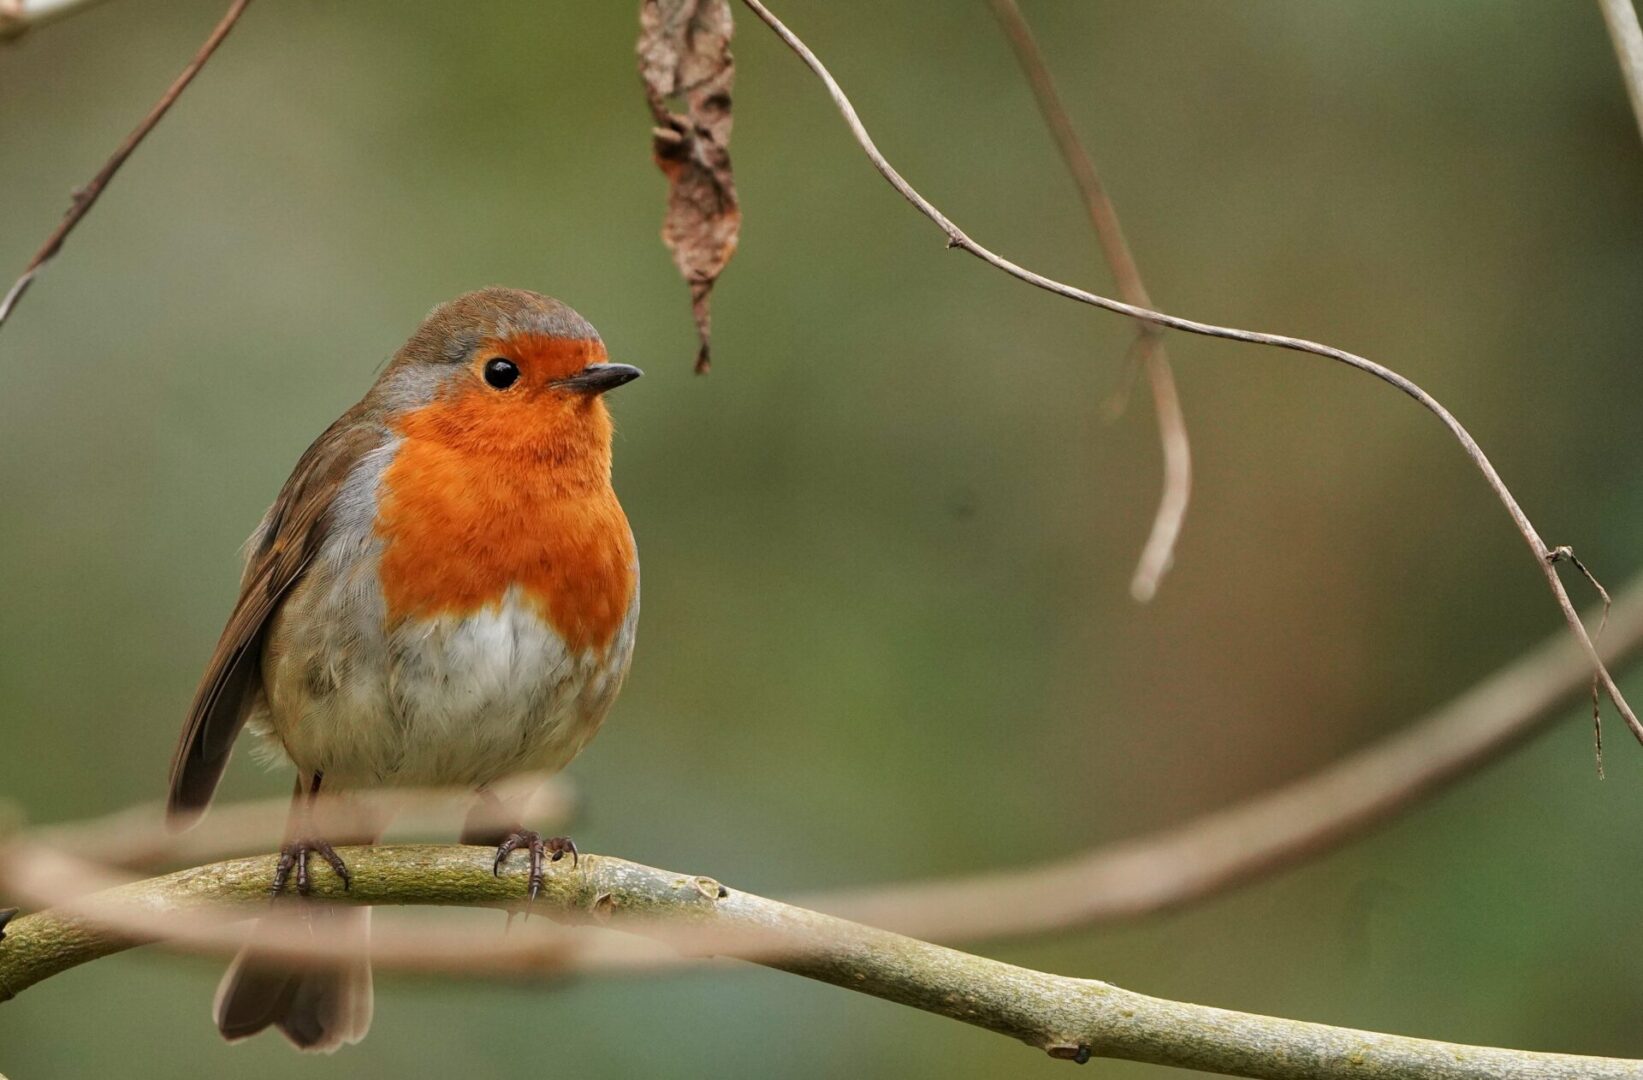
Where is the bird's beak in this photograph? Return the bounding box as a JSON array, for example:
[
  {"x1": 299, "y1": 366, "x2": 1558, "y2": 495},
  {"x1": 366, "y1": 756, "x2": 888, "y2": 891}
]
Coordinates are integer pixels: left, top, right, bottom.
[{"x1": 556, "y1": 363, "x2": 643, "y2": 395}]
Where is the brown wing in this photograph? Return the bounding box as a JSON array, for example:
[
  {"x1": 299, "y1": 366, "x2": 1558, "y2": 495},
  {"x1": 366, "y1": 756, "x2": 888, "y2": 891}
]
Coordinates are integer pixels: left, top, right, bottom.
[{"x1": 167, "y1": 410, "x2": 385, "y2": 822}]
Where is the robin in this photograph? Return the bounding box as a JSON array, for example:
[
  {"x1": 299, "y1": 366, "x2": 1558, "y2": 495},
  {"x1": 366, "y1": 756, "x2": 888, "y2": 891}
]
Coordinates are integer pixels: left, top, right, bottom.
[{"x1": 166, "y1": 288, "x2": 642, "y2": 1051}]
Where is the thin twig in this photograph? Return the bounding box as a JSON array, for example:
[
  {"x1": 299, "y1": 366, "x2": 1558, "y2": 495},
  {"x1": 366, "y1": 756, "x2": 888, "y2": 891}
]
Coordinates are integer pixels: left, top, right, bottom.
[
  {"x1": 0, "y1": 846, "x2": 1638, "y2": 1077},
  {"x1": 0, "y1": 0, "x2": 254, "y2": 330},
  {"x1": 1131, "y1": 335, "x2": 1190, "y2": 599},
  {"x1": 985, "y1": 0, "x2": 1191, "y2": 603},
  {"x1": 1599, "y1": 0, "x2": 1643, "y2": 146},
  {"x1": 737, "y1": 0, "x2": 1643, "y2": 747}
]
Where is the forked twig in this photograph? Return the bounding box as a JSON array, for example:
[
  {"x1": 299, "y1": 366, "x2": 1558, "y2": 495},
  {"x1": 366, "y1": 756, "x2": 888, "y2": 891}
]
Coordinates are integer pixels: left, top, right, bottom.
[
  {"x1": 0, "y1": 0, "x2": 254, "y2": 332},
  {"x1": 737, "y1": 0, "x2": 1642, "y2": 746},
  {"x1": 985, "y1": 0, "x2": 1190, "y2": 603},
  {"x1": 1549, "y1": 545, "x2": 1614, "y2": 775}
]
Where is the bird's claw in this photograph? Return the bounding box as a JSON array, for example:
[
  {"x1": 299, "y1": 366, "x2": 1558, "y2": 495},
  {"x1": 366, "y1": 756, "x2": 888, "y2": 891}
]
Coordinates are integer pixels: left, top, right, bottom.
[
  {"x1": 271, "y1": 836, "x2": 351, "y2": 896},
  {"x1": 492, "y1": 830, "x2": 577, "y2": 902}
]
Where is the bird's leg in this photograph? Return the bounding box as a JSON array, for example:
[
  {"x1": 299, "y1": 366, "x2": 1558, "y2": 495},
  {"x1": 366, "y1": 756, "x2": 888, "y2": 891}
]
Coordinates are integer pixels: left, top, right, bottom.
[
  {"x1": 463, "y1": 788, "x2": 575, "y2": 904},
  {"x1": 270, "y1": 770, "x2": 352, "y2": 896}
]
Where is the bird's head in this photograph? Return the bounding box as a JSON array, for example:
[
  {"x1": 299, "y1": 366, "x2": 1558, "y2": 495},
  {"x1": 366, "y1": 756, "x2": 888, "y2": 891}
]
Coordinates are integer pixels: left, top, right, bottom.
[{"x1": 374, "y1": 287, "x2": 642, "y2": 466}]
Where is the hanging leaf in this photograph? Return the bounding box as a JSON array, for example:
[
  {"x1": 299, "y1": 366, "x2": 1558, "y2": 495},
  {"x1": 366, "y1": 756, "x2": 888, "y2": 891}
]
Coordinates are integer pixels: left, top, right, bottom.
[{"x1": 638, "y1": 0, "x2": 740, "y2": 373}]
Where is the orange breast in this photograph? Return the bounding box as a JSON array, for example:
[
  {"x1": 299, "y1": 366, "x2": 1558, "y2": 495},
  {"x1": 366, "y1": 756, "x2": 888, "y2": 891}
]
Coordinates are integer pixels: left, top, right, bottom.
[{"x1": 373, "y1": 390, "x2": 636, "y2": 656}]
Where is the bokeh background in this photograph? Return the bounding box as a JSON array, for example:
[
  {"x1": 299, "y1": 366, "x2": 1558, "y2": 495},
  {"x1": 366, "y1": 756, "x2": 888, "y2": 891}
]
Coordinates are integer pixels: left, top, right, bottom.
[{"x1": 4, "y1": 1, "x2": 1643, "y2": 1076}]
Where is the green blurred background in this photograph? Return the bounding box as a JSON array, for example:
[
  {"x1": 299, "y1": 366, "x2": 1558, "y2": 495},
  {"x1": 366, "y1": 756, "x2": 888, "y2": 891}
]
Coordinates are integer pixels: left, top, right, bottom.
[{"x1": 4, "y1": 1, "x2": 1643, "y2": 1075}]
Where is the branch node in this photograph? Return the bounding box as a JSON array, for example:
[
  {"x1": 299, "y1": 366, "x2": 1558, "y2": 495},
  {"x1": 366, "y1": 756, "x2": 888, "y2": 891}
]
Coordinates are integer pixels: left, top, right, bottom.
[
  {"x1": 1546, "y1": 544, "x2": 1614, "y2": 609},
  {"x1": 1544, "y1": 543, "x2": 1618, "y2": 765},
  {"x1": 1046, "y1": 1042, "x2": 1092, "y2": 1064}
]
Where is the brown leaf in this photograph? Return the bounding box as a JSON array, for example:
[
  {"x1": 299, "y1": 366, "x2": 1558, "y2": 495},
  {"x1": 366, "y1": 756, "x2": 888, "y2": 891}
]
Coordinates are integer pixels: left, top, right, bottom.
[{"x1": 638, "y1": 0, "x2": 740, "y2": 374}]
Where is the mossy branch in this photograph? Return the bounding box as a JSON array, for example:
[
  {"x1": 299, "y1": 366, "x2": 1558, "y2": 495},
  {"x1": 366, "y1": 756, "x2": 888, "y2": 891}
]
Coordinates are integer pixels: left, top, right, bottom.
[{"x1": 0, "y1": 844, "x2": 1636, "y2": 1079}]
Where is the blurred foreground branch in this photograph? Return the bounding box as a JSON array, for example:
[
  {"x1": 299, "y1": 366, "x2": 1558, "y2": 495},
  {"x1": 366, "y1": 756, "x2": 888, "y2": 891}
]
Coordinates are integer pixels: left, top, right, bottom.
[
  {"x1": 1, "y1": 845, "x2": 1637, "y2": 1079},
  {"x1": 738, "y1": 0, "x2": 1643, "y2": 749},
  {"x1": 10, "y1": 578, "x2": 1640, "y2": 959},
  {"x1": 813, "y1": 573, "x2": 1643, "y2": 938},
  {"x1": 1599, "y1": 0, "x2": 1643, "y2": 144},
  {"x1": 0, "y1": 0, "x2": 112, "y2": 39}
]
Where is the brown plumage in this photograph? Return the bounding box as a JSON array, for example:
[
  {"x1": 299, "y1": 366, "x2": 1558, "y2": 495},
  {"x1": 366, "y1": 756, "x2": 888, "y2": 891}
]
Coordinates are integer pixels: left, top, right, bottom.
[
  {"x1": 169, "y1": 414, "x2": 381, "y2": 818},
  {"x1": 168, "y1": 288, "x2": 642, "y2": 1051}
]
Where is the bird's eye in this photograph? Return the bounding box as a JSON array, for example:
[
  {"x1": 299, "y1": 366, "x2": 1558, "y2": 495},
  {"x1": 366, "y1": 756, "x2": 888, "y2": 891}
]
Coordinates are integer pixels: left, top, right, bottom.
[{"x1": 483, "y1": 357, "x2": 520, "y2": 390}]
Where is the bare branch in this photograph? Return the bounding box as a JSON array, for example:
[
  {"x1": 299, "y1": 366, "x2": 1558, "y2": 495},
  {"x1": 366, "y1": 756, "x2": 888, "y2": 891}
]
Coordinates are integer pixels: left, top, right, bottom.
[
  {"x1": 737, "y1": 0, "x2": 1642, "y2": 746},
  {"x1": 0, "y1": 844, "x2": 1637, "y2": 1078},
  {"x1": 0, "y1": 0, "x2": 254, "y2": 331},
  {"x1": 985, "y1": 0, "x2": 1190, "y2": 602},
  {"x1": 1599, "y1": 0, "x2": 1643, "y2": 145},
  {"x1": 812, "y1": 575, "x2": 1643, "y2": 940}
]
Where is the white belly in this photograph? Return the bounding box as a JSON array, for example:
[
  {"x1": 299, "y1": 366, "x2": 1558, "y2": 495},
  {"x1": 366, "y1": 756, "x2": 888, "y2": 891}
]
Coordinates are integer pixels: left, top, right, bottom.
[{"x1": 260, "y1": 580, "x2": 637, "y2": 790}]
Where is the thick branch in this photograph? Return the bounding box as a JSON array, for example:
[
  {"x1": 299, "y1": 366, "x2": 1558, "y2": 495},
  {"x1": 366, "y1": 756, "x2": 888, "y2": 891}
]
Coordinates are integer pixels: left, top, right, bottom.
[
  {"x1": 0, "y1": 845, "x2": 1637, "y2": 1079},
  {"x1": 738, "y1": 0, "x2": 1643, "y2": 748}
]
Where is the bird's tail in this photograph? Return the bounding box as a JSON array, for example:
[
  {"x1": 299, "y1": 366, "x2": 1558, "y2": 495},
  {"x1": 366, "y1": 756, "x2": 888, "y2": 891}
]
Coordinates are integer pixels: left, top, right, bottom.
[{"x1": 213, "y1": 904, "x2": 373, "y2": 1052}]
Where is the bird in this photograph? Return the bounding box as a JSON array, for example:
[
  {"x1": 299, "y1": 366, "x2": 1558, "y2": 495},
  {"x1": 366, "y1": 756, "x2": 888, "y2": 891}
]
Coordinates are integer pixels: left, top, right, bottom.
[{"x1": 166, "y1": 287, "x2": 642, "y2": 1052}]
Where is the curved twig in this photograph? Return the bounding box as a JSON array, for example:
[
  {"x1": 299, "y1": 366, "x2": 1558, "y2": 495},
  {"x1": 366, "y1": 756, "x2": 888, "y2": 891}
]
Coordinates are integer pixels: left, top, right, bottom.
[
  {"x1": 0, "y1": 844, "x2": 1637, "y2": 1078},
  {"x1": 0, "y1": 0, "x2": 254, "y2": 331},
  {"x1": 985, "y1": 0, "x2": 1191, "y2": 603},
  {"x1": 737, "y1": 0, "x2": 1642, "y2": 748}
]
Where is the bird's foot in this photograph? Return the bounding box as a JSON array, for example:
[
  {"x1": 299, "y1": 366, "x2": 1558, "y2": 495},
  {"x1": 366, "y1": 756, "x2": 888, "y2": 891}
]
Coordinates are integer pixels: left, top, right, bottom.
[
  {"x1": 271, "y1": 836, "x2": 352, "y2": 896},
  {"x1": 492, "y1": 830, "x2": 577, "y2": 902}
]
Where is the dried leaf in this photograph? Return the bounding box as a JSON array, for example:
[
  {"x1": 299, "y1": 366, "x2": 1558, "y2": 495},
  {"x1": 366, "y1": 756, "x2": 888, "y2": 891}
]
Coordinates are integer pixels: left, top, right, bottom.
[{"x1": 638, "y1": 0, "x2": 740, "y2": 373}]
